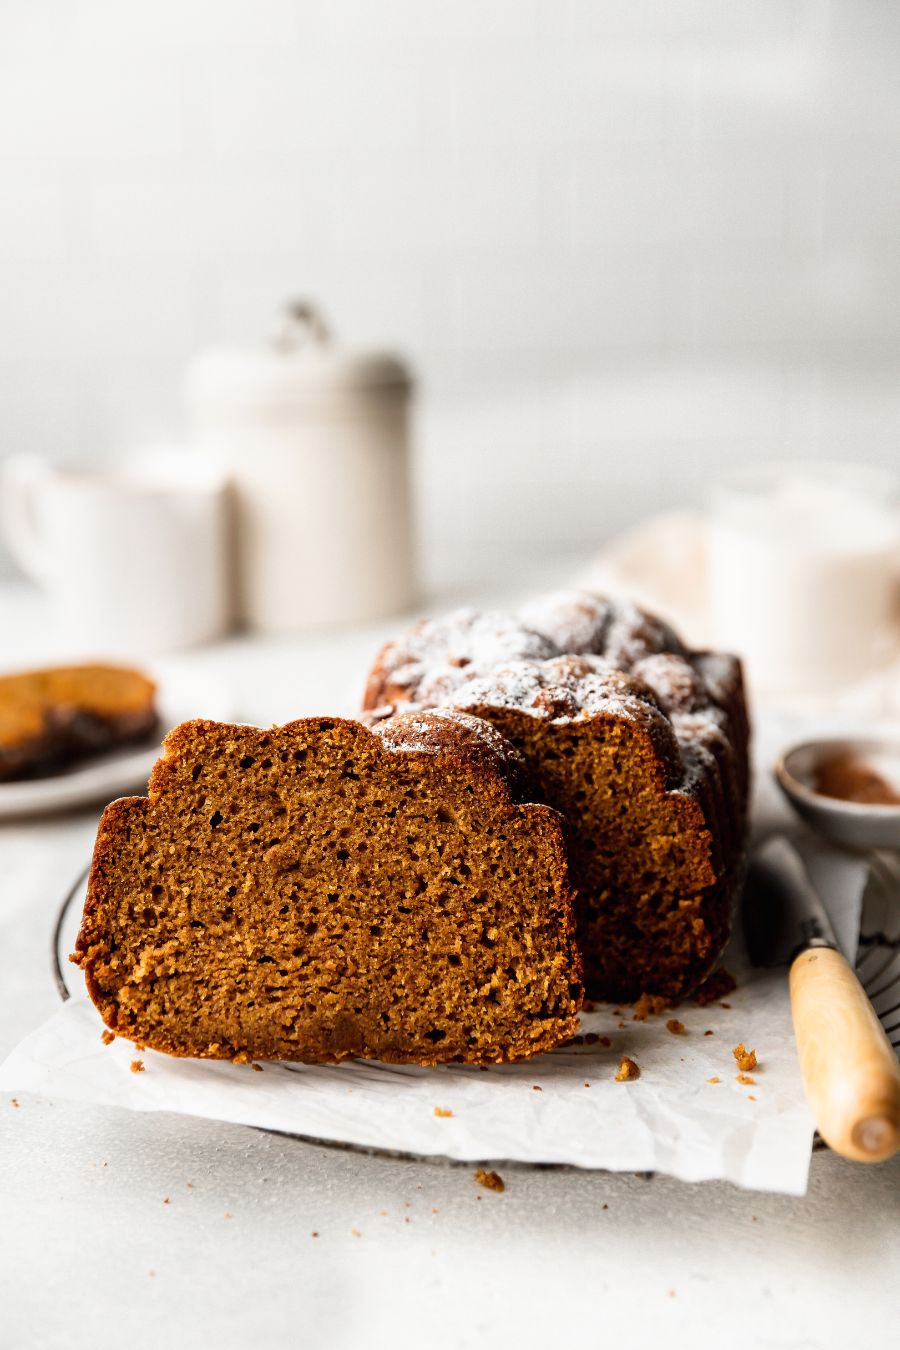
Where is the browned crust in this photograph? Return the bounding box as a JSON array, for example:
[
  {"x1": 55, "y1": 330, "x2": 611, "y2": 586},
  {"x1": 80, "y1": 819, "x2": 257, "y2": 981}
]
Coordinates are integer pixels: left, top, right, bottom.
[
  {"x1": 361, "y1": 598, "x2": 750, "y2": 850},
  {"x1": 362, "y1": 610, "x2": 555, "y2": 710},
  {"x1": 75, "y1": 713, "x2": 583, "y2": 1065},
  {"x1": 76, "y1": 795, "x2": 150, "y2": 1021}
]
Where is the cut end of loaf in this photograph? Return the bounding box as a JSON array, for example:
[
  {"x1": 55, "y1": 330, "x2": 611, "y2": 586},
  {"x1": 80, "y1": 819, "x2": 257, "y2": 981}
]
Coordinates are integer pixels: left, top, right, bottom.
[{"x1": 76, "y1": 714, "x2": 582, "y2": 1065}]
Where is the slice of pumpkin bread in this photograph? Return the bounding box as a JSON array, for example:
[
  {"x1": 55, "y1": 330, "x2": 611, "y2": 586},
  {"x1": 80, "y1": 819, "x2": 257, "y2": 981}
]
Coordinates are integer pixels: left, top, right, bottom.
[
  {"x1": 0, "y1": 664, "x2": 157, "y2": 781},
  {"x1": 75, "y1": 711, "x2": 582, "y2": 1064},
  {"x1": 435, "y1": 655, "x2": 744, "y2": 1001}
]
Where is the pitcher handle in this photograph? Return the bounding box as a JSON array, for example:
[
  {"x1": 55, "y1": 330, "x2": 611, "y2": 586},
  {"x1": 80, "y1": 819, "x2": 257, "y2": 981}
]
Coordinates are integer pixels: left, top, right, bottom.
[{"x1": 0, "y1": 455, "x2": 50, "y2": 583}]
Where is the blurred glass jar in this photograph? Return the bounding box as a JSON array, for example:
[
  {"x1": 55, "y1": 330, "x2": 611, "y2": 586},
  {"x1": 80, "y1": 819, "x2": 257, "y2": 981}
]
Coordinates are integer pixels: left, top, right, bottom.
[
  {"x1": 188, "y1": 302, "x2": 416, "y2": 633},
  {"x1": 708, "y1": 462, "x2": 900, "y2": 694}
]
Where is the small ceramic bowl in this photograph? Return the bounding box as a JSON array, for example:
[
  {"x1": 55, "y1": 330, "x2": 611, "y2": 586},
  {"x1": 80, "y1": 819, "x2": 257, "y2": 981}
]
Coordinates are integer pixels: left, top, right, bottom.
[{"x1": 776, "y1": 737, "x2": 900, "y2": 851}]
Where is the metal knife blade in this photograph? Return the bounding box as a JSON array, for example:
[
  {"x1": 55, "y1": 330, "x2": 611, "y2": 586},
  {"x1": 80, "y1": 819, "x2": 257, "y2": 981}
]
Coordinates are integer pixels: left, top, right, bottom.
[{"x1": 743, "y1": 835, "x2": 839, "y2": 968}]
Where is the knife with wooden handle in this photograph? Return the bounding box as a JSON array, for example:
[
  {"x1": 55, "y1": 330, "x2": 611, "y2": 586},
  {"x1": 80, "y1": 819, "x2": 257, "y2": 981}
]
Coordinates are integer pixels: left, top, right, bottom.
[{"x1": 744, "y1": 835, "x2": 900, "y2": 1163}]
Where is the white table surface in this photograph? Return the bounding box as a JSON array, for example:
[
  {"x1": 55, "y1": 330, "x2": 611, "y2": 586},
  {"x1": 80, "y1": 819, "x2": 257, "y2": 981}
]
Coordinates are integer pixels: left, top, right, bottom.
[{"x1": 1, "y1": 579, "x2": 897, "y2": 1350}]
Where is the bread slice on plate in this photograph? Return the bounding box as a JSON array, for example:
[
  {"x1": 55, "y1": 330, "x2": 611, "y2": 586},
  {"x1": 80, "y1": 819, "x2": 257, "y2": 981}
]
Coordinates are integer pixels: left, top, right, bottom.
[
  {"x1": 75, "y1": 712, "x2": 582, "y2": 1065},
  {"x1": 0, "y1": 664, "x2": 157, "y2": 781}
]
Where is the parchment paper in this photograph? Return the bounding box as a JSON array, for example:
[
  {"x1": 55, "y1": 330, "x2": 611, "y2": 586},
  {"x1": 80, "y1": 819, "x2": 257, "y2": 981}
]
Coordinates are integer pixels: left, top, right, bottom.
[{"x1": 0, "y1": 930, "x2": 825, "y2": 1195}]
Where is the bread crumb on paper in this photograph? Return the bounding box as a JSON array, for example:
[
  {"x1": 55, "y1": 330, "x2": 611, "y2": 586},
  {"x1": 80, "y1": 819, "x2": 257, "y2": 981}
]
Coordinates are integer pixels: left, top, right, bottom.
[
  {"x1": 707, "y1": 1076, "x2": 721, "y2": 1084},
  {"x1": 732, "y1": 1043, "x2": 758, "y2": 1072},
  {"x1": 615, "y1": 1056, "x2": 640, "y2": 1082},
  {"x1": 632, "y1": 993, "x2": 669, "y2": 1021},
  {"x1": 736, "y1": 1073, "x2": 756, "y2": 1086},
  {"x1": 474, "y1": 1169, "x2": 505, "y2": 1193},
  {"x1": 101, "y1": 1030, "x2": 115, "y2": 1046},
  {"x1": 666, "y1": 1019, "x2": 685, "y2": 1035},
  {"x1": 130, "y1": 1060, "x2": 144, "y2": 1074},
  {"x1": 433, "y1": 1107, "x2": 453, "y2": 1118}
]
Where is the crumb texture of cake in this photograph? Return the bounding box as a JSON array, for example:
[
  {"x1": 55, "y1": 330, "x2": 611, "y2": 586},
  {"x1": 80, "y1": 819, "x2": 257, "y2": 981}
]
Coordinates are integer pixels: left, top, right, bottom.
[
  {"x1": 0, "y1": 664, "x2": 157, "y2": 781},
  {"x1": 362, "y1": 592, "x2": 750, "y2": 1003},
  {"x1": 76, "y1": 712, "x2": 582, "y2": 1065}
]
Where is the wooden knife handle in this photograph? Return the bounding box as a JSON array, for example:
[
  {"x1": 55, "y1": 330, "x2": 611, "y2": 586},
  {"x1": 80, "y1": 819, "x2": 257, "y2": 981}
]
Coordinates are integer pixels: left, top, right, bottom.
[{"x1": 790, "y1": 946, "x2": 900, "y2": 1163}]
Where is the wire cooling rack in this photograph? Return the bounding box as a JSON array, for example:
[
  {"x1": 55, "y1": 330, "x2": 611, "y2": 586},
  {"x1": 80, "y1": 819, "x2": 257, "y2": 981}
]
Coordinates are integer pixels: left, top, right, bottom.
[{"x1": 858, "y1": 851, "x2": 900, "y2": 1055}]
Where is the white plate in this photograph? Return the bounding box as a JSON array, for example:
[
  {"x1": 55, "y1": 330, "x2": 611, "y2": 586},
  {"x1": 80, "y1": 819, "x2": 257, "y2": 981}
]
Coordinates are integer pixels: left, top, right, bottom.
[{"x1": 0, "y1": 670, "x2": 235, "y2": 819}]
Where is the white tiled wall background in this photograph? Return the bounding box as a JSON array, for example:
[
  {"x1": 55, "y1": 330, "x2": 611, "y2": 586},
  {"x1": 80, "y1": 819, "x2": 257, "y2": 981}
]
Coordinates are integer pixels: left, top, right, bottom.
[{"x1": 1, "y1": 1, "x2": 899, "y2": 586}]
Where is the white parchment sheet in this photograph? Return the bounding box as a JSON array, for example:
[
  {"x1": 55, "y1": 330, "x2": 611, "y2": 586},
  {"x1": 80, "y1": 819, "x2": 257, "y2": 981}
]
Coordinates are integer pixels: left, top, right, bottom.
[{"x1": 0, "y1": 936, "x2": 815, "y2": 1195}]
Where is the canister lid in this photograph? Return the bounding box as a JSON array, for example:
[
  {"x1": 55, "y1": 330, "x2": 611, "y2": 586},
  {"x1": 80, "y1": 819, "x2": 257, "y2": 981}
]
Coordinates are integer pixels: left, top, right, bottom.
[{"x1": 188, "y1": 301, "x2": 412, "y2": 412}]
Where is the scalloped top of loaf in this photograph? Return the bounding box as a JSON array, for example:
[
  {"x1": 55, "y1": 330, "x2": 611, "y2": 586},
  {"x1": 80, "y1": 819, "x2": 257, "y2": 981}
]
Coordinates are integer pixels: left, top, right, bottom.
[
  {"x1": 362, "y1": 608, "x2": 556, "y2": 710},
  {"x1": 154, "y1": 710, "x2": 532, "y2": 806},
  {"x1": 517, "y1": 590, "x2": 686, "y2": 667},
  {"x1": 368, "y1": 707, "x2": 530, "y2": 797},
  {"x1": 363, "y1": 591, "x2": 739, "y2": 731}
]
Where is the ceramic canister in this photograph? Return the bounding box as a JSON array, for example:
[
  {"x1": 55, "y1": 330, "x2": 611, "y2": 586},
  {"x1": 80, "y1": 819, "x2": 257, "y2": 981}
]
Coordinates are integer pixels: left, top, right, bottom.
[{"x1": 187, "y1": 303, "x2": 416, "y2": 632}]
